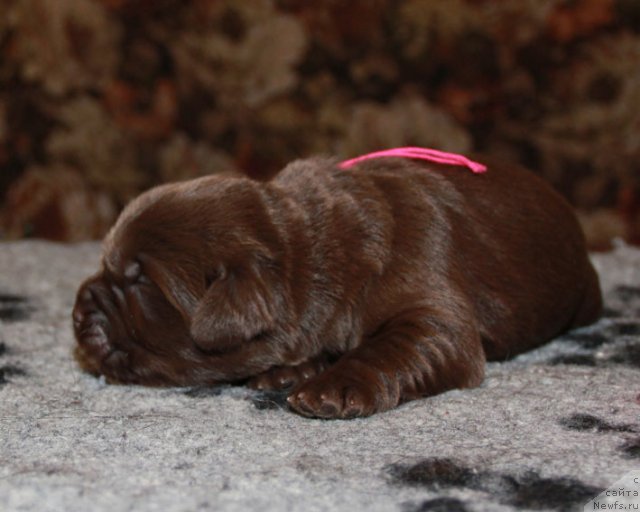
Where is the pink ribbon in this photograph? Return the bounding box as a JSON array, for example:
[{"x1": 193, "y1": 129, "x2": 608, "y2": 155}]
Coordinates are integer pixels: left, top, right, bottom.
[{"x1": 339, "y1": 146, "x2": 487, "y2": 174}]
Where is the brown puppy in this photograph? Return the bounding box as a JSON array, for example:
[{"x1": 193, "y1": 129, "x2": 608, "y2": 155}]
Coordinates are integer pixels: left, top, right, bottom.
[{"x1": 72, "y1": 155, "x2": 602, "y2": 418}]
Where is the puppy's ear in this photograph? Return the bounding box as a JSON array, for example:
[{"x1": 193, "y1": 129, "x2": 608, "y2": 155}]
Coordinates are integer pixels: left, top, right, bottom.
[{"x1": 189, "y1": 252, "x2": 282, "y2": 352}]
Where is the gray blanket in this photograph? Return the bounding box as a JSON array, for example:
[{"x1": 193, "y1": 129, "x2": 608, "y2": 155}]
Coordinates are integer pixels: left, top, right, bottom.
[{"x1": 1, "y1": 241, "x2": 638, "y2": 512}]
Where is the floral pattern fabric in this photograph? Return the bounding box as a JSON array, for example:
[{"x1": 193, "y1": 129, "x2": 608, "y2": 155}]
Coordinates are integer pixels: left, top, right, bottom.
[{"x1": 0, "y1": 0, "x2": 638, "y2": 248}]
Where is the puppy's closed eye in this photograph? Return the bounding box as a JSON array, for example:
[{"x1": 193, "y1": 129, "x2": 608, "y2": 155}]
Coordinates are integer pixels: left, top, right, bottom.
[
  {"x1": 123, "y1": 262, "x2": 155, "y2": 289},
  {"x1": 124, "y1": 261, "x2": 142, "y2": 282}
]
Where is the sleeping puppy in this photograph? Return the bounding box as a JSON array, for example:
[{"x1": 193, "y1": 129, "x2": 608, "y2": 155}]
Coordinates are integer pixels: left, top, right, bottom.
[{"x1": 72, "y1": 154, "x2": 602, "y2": 418}]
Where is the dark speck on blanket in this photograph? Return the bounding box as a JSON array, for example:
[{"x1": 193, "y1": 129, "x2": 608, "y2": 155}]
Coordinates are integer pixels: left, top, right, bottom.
[
  {"x1": 387, "y1": 458, "x2": 603, "y2": 511},
  {"x1": 401, "y1": 496, "x2": 470, "y2": 512},
  {"x1": 559, "y1": 413, "x2": 637, "y2": 434},
  {"x1": 0, "y1": 293, "x2": 33, "y2": 322},
  {"x1": 618, "y1": 438, "x2": 640, "y2": 459}
]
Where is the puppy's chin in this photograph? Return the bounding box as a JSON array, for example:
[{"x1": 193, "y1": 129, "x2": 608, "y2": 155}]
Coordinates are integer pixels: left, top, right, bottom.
[{"x1": 73, "y1": 344, "x2": 132, "y2": 383}]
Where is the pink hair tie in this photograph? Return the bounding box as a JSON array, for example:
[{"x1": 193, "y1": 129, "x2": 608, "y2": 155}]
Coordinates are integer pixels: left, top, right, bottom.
[{"x1": 339, "y1": 146, "x2": 487, "y2": 174}]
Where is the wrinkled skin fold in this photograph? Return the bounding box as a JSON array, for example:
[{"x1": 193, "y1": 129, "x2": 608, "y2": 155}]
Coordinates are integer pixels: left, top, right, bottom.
[{"x1": 72, "y1": 156, "x2": 603, "y2": 419}]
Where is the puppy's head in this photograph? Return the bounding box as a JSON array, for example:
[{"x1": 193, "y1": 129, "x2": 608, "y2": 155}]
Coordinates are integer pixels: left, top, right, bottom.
[{"x1": 72, "y1": 175, "x2": 290, "y2": 386}]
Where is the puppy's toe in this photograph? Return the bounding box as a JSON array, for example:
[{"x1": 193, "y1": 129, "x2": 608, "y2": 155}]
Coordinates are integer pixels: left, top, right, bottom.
[
  {"x1": 287, "y1": 390, "x2": 341, "y2": 418},
  {"x1": 249, "y1": 366, "x2": 298, "y2": 390},
  {"x1": 342, "y1": 387, "x2": 368, "y2": 418}
]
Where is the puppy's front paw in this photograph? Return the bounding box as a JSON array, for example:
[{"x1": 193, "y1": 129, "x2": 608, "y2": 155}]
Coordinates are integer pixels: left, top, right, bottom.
[
  {"x1": 248, "y1": 356, "x2": 329, "y2": 391},
  {"x1": 286, "y1": 367, "x2": 385, "y2": 419}
]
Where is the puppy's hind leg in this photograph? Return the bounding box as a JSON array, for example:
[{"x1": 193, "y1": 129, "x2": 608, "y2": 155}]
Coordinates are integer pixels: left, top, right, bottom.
[
  {"x1": 287, "y1": 301, "x2": 486, "y2": 419},
  {"x1": 570, "y1": 262, "x2": 603, "y2": 329}
]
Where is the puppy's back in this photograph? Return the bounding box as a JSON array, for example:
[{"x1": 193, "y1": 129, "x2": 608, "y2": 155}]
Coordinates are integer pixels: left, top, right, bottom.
[
  {"x1": 275, "y1": 156, "x2": 601, "y2": 360},
  {"x1": 358, "y1": 156, "x2": 601, "y2": 359}
]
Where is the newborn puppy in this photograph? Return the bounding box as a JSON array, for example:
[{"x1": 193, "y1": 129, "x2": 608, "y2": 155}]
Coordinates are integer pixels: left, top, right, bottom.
[{"x1": 72, "y1": 154, "x2": 602, "y2": 418}]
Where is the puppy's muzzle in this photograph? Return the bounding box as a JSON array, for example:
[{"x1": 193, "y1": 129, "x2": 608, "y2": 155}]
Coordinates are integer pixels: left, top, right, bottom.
[{"x1": 72, "y1": 279, "x2": 128, "y2": 376}]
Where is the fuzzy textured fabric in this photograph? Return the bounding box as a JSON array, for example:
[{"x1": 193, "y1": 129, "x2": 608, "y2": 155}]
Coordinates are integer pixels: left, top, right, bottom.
[{"x1": 0, "y1": 241, "x2": 638, "y2": 512}]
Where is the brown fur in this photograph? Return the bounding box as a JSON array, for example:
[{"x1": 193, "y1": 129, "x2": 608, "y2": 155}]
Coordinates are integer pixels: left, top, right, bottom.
[{"x1": 72, "y1": 156, "x2": 602, "y2": 418}]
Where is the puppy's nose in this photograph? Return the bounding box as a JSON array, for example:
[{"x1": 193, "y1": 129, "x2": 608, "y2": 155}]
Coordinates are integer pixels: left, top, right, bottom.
[
  {"x1": 124, "y1": 261, "x2": 142, "y2": 283},
  {"x1": 74, "y1": 285, "x2": 96, "y2": 326},
  {"x1": 78, "y1": 320, "x2": 112, "y2": 359}
]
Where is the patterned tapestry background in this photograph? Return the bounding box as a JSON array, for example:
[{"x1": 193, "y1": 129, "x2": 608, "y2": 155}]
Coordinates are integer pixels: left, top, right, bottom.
[{"x1": 0, "y1": 0, "x2": 638, "y2": 249}]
